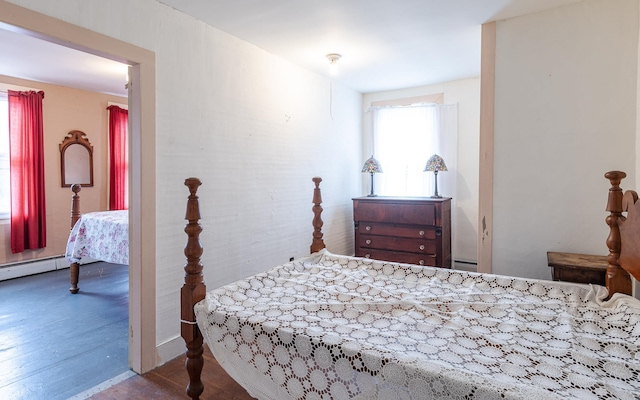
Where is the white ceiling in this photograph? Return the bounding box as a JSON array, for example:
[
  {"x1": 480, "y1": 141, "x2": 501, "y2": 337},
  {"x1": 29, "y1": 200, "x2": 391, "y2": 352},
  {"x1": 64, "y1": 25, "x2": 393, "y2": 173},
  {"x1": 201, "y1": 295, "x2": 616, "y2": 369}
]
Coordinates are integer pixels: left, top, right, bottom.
[
  {"x1": 157, "y1": 0, "x2": 585, "y2": 93},
  {"x1": 0, "y1": 24, "x2": 129, "y2": 97},
  {"x1": 0, "y1": 0, "x2": 584, "y2": 96}
]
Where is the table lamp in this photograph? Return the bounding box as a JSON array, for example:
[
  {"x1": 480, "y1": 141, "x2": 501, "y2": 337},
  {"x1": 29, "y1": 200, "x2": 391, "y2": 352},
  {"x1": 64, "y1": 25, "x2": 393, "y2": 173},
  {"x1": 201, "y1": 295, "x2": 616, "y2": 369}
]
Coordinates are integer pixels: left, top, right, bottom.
[
  {"x1": 362, "y1": 156, "x2": 382, "y2": 196},
  {"x1": 424, "y1": 154, "x2": 447, "y2": 198}
]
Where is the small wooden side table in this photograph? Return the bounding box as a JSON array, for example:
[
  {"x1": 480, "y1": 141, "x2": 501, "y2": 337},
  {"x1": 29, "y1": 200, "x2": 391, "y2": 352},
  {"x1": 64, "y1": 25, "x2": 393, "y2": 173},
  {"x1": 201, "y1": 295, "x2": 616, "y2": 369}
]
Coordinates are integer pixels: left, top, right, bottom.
[{"x1": 547, "y1": 251, "x2": 607, "y2": 286}]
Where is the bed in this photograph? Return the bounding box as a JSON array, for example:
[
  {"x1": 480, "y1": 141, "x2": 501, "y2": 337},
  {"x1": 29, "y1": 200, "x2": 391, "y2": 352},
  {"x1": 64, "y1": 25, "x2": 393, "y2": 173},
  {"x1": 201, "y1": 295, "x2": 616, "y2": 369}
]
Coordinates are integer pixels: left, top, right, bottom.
[
  {"x1": 64, "y1": 184, "x2": 128, "y2": 293},
  {"x1": 179, "y1": 172, "x2": 640, "y2": 399}
]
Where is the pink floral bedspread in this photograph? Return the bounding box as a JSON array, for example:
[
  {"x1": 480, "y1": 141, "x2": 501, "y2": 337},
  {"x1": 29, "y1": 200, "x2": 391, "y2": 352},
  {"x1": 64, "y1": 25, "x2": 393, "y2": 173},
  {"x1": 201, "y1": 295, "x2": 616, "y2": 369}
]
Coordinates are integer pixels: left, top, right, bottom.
[{"x1": 65, "y1": 210, "x2": 128, "y2": 265}]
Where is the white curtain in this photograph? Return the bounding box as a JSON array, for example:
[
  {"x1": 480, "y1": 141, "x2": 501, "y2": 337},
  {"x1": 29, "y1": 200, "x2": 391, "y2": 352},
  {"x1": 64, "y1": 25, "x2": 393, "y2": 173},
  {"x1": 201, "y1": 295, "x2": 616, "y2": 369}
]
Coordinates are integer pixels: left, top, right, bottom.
[{"x1": 371, "y1": 103, "x2": 458, "y2": 198}]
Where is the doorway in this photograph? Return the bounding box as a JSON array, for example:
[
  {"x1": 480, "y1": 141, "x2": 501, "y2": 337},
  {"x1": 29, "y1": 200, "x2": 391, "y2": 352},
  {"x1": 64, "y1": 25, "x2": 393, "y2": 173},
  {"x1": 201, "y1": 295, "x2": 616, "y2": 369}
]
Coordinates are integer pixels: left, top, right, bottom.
[{"x1": 0, "y1": 0, "x2": 157, "y2": 374}]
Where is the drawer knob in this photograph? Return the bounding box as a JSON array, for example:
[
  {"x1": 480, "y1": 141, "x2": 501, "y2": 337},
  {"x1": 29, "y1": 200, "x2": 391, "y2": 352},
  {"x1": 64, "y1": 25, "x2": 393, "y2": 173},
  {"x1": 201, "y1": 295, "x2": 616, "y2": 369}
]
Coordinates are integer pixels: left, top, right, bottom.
[
  {"x1": 419, "y1": 260, "x2": 425, "y2": 265},
  {"x1": 419, "y1": 230, "x2": 425, "y2": 236},
  {"x1": 419, "y1": 245, "x2": 425, "y2": 251},
  {"x1": 365, "y1": 239, "x2": 371, "y2": 245},
  {"x1": 365, "y1": 253, "x2": 371, "y2": 258},
  {"x1": 365, "y1": 225, "x2": 371, "y2": 231}
]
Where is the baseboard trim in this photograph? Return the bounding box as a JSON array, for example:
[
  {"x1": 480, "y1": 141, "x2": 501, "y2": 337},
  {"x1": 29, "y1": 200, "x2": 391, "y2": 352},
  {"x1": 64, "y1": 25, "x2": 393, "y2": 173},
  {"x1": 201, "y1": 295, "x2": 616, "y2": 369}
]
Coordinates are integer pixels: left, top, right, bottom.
[{"x1": 156, "y1": 335, "x2": 185, "y2": 366}]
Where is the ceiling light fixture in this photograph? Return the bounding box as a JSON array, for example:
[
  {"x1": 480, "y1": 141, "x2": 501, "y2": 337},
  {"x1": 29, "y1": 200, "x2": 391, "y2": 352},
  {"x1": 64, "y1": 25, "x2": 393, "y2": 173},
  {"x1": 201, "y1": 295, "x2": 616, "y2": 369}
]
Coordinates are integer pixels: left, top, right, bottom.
[{"x1": 326, "y1": 53, "x2": 341, "y2": 76}]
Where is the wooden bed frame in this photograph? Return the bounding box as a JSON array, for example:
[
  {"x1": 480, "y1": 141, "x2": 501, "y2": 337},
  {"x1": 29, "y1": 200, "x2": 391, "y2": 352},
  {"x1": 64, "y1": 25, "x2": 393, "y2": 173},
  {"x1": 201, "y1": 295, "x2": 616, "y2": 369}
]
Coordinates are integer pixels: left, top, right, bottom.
[
  {"x1": 66, "y1": 184, "x2": 129, "y2": 293},
  {"x1": 179, "y1": 172, "x2": 638, "y2": 399},
  {"x1": 180, "y1": 176, "x2": 326, "y2": 399},
  {"x1": 604, "y1": 171, "x2": 640, "y2": 294},
  {"x1": 68, "y1": 183, "x2": 83, "y2": 294}
]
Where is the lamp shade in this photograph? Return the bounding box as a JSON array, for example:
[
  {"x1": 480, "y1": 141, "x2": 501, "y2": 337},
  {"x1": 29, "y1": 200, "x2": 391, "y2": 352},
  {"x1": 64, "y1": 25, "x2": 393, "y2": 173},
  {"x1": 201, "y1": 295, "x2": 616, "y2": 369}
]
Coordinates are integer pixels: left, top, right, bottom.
[
  {"x1": 423, "y1": 154, "x2": 448, "y2": 172},
  {"x1": 362, "y1": 156, "x2": 383, "y2": 174}
]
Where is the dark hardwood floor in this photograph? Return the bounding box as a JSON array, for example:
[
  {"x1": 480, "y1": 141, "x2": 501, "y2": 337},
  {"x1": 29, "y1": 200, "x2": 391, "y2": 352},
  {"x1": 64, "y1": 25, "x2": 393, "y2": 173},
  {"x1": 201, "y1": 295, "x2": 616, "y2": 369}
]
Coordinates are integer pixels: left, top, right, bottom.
[
  {"x1": 0, "y1": 261, "x2": 253, "y2": 399},
  {"x1": 0, "y1": 262, "x2": 129, "y2": 400},
  {"x1": 89, "y1": 346, "x2": 254, "y2": 399}
]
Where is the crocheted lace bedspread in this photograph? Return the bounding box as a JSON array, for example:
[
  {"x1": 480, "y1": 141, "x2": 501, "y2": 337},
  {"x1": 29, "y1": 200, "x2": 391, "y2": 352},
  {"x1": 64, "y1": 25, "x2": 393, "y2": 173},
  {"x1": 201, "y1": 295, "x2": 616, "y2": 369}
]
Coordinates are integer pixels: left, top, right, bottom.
[{"x1": 194, "y1": 250, "x2": 640, "y2": 400}]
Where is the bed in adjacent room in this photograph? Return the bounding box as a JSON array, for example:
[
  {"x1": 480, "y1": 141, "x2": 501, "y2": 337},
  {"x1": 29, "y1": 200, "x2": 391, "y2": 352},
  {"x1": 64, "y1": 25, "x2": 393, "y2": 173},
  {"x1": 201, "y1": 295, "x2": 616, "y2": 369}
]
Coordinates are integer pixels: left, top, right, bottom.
[
  {"x1": 64, "y1": 184, "x2": 128, "y2": 293},
  {"x1": 179, "y1": 172, "x2": 640, "y2": 399}
]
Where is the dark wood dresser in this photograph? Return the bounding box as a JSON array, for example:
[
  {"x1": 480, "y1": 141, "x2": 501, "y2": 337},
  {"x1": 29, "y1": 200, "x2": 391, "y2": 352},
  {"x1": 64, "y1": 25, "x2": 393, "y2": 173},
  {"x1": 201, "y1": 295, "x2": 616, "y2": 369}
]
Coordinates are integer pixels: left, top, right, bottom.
[{"x1": 353, "y1": 196, "x2": 451, "y2": 268}]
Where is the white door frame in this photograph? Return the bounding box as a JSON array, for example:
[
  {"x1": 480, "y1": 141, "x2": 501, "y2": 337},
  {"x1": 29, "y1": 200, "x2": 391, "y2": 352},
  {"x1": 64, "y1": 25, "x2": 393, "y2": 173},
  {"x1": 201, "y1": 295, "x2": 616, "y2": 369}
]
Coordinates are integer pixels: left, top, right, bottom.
[{"x1": 0, "y1": 0, "x2": 158, "y2": 373}]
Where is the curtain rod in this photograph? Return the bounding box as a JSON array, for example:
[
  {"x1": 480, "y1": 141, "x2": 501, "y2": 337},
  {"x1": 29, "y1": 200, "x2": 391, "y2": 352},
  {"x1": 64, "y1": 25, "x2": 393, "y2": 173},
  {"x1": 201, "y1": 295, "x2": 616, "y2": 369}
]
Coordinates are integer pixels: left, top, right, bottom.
[{"x1": 366, "y1": 102, "x2": 448, "y2": 112}]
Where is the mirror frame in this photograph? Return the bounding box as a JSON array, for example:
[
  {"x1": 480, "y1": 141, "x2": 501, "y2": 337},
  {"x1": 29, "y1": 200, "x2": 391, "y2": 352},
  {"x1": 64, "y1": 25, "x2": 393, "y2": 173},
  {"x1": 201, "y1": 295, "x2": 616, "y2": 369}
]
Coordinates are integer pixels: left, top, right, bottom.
[{"x1": 60, "y1": 130, "x2": 94, "y2": 187}]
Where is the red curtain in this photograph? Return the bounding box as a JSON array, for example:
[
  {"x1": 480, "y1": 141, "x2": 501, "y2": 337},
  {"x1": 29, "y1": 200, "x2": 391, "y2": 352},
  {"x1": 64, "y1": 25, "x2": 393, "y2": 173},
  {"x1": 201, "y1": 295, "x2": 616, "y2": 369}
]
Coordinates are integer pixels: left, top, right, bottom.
[
  {"x1": 108, "y1": 105, "x2": 128, "y2": 210},
  {"x1": 8, "y1": 90, "x2": 46, "y2": 253}
]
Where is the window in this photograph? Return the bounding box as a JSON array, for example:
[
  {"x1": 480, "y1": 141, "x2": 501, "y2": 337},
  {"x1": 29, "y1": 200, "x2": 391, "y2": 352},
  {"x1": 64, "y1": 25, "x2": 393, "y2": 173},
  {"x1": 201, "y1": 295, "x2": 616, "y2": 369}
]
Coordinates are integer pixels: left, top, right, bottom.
[
  {"x1": 371, "y1": 103, "x2": 458, "y2": 198},
  {"x1": 0, "y1": 92, "x2": 10, "y2": 219}
]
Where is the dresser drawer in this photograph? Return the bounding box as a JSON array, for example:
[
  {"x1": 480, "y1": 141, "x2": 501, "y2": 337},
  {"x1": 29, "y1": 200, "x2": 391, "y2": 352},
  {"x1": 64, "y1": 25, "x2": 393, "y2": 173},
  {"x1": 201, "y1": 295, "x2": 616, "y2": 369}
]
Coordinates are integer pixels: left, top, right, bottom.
[
  {"x1": 353, "y1": 201, "x2": 436, "y2": 225},
  {"x1": 357, "y1": 222, "x2": 438, "y2": 239},
  {"x1": 357, "y1": 234, "x2": 436, "y2": 254},
  {"x1": 356, "y1": 249, "x2": 437, "y2": 266}
]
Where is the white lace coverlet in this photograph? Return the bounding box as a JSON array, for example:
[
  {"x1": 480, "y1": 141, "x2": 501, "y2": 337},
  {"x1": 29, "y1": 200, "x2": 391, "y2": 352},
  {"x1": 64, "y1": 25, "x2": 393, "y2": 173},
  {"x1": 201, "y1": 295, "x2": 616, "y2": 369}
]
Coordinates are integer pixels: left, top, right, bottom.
[{"x1": 194, "y1": 250, "x2": 640, "y2": 400}]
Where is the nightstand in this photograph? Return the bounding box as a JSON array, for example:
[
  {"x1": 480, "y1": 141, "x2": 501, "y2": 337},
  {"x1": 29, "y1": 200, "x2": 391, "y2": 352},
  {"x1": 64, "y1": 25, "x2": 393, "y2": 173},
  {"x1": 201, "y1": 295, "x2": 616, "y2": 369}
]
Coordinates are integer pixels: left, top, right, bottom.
[{"x1": 546, "y1": 251, "x2": 607, "y2": 286}]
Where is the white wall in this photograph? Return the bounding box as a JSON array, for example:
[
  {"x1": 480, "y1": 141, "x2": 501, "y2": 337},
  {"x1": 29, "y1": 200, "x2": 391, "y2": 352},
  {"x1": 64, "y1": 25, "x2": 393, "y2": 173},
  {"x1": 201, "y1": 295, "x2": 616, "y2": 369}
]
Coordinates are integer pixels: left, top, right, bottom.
[
  {"x1": 493, "y1": 0, "x2": 638, "y2": 279},
  {"x1": 8, "y1": 0, "x2": 363, "y2": 363},
  {"x1": 363, "y1": 78, "x2": 480, "y2": 264}
]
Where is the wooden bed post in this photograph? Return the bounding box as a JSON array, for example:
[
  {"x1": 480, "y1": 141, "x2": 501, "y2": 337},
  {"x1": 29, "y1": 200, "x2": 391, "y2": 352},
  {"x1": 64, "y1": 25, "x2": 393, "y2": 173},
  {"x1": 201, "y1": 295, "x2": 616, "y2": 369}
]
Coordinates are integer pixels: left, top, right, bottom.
[
  {"x1": 69, "y1": 184, "x2": 82, "y2": 294},
  {"x1": 604, "y1": 171, "x2": 632, "y2": 296},
  {"x1": 181, "y1": 177, "x2": 207, "y2": 400},
  {"x1": 310, "y1": 176, "x2": 326, "y2": 253}
]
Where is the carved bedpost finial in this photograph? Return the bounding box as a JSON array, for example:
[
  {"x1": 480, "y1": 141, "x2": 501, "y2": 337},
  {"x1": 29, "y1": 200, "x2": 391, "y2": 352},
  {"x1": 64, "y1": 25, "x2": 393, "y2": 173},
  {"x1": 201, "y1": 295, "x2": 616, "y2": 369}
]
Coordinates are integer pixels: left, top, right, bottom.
[
  {"x1": 604, "y1": 171, "x2": 631, "y2": 296},
  {"x1": 181, "y1": 177, "x2": 206, "y2": 400},
  {"x1": 310, "y1": 177, "x2": 326, "y2": 253},
  {"x1": 185, "y1": 178, "x2": 202, "y2": 222}
]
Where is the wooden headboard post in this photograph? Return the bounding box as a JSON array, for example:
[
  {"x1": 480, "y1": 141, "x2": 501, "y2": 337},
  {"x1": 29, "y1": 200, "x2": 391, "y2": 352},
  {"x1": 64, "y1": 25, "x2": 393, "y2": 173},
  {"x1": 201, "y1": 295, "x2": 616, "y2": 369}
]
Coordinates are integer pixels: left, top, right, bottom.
[
  {"x1": 69, "y1": 184, "x2": 82, "y2": 294},
  {"x1": 310, "y1": 176, "x2": 326, "y2": 253},
  {"x1": 604, "y1": 171, "x2": 632, "y2": 296},
  {"x1": 70, "y1": 184, "x2": 82, "y2": 229},
  {"x1": 181, "y1": 177, "x2": 206, "y2": 400}
]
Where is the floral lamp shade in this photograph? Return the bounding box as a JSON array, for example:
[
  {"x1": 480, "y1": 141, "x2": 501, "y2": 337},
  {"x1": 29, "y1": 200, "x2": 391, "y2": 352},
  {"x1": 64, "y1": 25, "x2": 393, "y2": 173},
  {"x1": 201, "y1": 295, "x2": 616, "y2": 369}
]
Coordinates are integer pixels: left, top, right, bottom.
[
  {"x1": 362, "y1": 156, "x2": 383, "y2": 174},
  {"x1": 424, "y1": 154, "x2": 448, "y2": 173},
  {"x1": 362, "y1": 156, "x2": 382, "y2": 196},
  {"x1": 424, "y1": 154, "x2": 447, "y2": 198}
]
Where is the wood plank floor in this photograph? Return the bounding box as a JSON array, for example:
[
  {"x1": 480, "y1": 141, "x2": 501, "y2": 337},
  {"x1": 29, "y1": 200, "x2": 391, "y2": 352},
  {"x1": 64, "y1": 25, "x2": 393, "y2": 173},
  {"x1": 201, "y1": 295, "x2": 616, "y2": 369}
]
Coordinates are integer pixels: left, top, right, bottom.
[
  {"x1": 0, "y1": 262, "x2": 129, "y2": 400},
  {"x1": 89, "y1": 346, "x2": 254, "y2": 399}
]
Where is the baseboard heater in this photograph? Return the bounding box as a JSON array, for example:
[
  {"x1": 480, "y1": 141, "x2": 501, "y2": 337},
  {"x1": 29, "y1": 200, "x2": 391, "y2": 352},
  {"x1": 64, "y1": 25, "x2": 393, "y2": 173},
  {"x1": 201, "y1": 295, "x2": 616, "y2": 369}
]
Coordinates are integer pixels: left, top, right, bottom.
[
  {"x1": 455, "y1": 259, "x2": 478, "y2": 265},
  {"x1": 0, "y1": 255, "x2": 69, "y2": 282},
  {"x1": 453, "y1": 259, "x2": 478, "y2": 272}
]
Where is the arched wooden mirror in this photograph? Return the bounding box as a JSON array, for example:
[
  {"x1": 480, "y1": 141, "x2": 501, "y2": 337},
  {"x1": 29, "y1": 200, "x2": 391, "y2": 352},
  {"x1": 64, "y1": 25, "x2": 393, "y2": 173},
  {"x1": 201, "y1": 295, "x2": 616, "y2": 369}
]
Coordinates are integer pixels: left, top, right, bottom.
[{"x1": 60, "y1": 130, "x2": 94, "y2": 187}]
